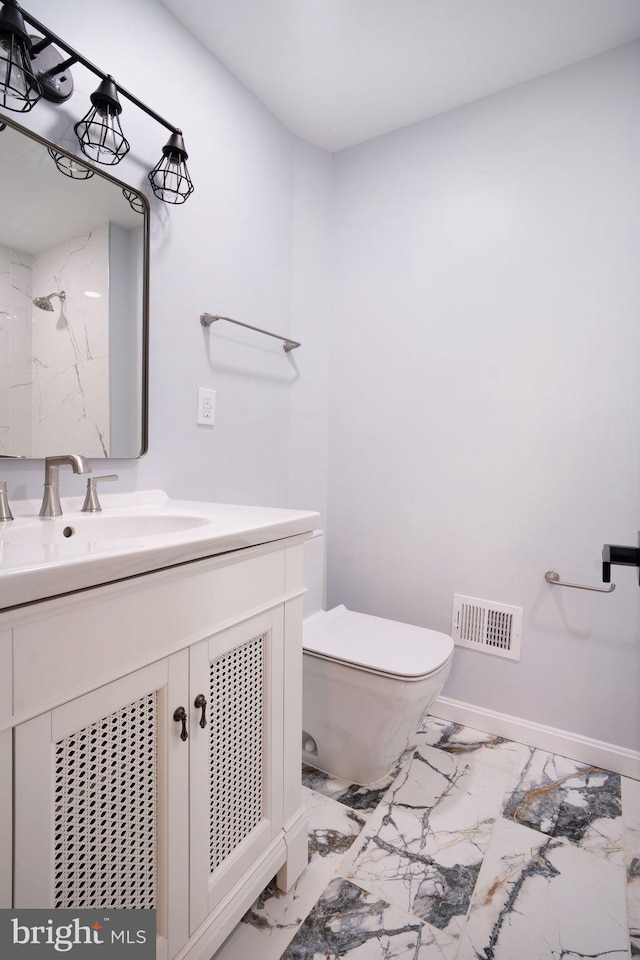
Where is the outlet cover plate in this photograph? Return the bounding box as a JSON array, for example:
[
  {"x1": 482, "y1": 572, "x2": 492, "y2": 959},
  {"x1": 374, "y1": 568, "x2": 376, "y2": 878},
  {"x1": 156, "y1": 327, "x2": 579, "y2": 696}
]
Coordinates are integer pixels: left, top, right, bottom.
[{"x1": 197, "y1": 387, "x2": 216, "y2": 426}]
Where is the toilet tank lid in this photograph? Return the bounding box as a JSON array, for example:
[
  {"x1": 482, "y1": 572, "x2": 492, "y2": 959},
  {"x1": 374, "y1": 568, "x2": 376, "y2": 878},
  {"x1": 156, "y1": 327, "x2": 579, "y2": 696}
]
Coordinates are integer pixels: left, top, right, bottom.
[{"x1": 303, "y1": 605, "x2": 454, "y2": 678}]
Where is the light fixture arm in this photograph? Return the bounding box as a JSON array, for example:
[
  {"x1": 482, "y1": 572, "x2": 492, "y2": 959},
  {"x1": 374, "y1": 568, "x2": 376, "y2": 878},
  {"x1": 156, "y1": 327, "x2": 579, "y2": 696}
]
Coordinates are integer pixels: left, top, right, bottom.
[
  {"x1": 18, "y1": 5, "x2": 180, "y2": 135},
  {"x1": 32, "y1": 47, "x2": 77, "y2": 79}
]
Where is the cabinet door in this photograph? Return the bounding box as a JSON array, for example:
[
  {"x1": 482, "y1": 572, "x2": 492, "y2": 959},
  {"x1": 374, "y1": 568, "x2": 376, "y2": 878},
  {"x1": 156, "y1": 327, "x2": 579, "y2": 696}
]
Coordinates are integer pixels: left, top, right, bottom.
[
  {"x1": 189, "y1": 608, "x2": 284, "y2": 933},
  {"x1": 14, "y1": 653, "x2": 190, "y2": 960}
]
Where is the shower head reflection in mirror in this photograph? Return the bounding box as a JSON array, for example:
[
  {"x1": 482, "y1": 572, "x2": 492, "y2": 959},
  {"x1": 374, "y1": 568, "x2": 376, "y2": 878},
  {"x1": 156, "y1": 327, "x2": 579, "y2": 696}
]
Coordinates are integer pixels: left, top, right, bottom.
[{"x1": 32, "y1": 290, "x2": 65, "y2": 312}]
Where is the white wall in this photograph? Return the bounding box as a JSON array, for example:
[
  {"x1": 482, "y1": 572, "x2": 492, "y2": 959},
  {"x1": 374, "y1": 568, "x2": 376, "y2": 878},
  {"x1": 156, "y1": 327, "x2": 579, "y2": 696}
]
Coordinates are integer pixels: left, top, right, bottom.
[
  {"x1": 286, "y1": 141, "x2": 332, "y2": 524},
  {"x1": 328, "y1": 42, "x2": 640, "y2": 751},
  {"x1": 2, "y1": 0, "x2": 330, "y2": 514}
]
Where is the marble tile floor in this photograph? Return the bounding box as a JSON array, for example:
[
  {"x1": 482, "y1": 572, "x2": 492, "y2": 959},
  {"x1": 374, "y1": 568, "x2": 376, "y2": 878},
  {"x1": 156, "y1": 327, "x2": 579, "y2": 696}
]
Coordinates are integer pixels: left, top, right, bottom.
[{"x1": 214, "y1": 716, "x2": 640, "y2": 960}]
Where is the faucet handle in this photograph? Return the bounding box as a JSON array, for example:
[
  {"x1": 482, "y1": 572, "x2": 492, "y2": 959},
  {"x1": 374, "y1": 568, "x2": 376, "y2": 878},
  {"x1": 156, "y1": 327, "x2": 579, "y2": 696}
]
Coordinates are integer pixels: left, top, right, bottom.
[
  {"x1": 0, "y1": 481, "x2": 13, "y2": 522},
  {"x1": 81, "y1": 474, "x2": 119, "y2": 513}
]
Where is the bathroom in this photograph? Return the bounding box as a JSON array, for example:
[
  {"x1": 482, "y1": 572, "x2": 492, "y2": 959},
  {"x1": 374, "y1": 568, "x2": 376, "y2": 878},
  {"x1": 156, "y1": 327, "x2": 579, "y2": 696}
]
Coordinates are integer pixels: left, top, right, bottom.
[{"x1": 0, "y1": 0, "x2": 639, "y2": 957}]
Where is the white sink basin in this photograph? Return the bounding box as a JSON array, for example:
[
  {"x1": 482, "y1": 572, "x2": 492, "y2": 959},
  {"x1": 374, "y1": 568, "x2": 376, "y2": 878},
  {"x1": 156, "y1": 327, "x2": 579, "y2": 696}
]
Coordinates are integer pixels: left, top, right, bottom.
[
  {"x1": 0, "y1": 513, "x2": 210, "y2": 545},
  {"x1": 0, "y1": 490, "x2": 320, "y2": 611}
]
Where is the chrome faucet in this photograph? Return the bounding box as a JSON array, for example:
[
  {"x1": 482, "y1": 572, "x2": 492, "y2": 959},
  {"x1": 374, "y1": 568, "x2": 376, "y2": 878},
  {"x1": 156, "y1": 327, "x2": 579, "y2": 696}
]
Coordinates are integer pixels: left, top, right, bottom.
[
  {"x1": 0, "y1": 481, "x2": 13, "y2": 522},
  {"x1": 39, "y1": 454, "x2": 91, "y2": 518},
  {"x1": 81, "y1": 474, "x2": 118, "y2": 513}
]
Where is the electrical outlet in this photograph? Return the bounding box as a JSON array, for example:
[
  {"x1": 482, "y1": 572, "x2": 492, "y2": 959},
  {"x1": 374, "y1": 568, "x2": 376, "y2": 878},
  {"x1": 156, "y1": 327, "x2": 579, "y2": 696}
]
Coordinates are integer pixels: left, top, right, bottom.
[{"x1": 197, "y1": 387, "x2": 216, "y2": 426}]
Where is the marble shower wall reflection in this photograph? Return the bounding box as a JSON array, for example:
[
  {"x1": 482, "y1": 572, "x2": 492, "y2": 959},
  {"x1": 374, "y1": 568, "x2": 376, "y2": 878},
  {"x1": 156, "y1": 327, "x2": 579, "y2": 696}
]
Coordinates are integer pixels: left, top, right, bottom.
[
  {"x1": 0, "y1": 225, "x2": 110, "y2": 458},
  {"x1": 0, "y1": 244, "x2": 32, "y2": 456},
  {"x1": 32, "y1": 225, "x2": 110, "y2": 457}
]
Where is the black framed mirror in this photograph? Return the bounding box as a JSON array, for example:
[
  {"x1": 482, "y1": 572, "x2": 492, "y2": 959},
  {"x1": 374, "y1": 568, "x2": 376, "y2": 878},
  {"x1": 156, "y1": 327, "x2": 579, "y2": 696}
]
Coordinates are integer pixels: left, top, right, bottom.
[{"x1": 0, "y1": 113, "x2": 149, "y2": 458}]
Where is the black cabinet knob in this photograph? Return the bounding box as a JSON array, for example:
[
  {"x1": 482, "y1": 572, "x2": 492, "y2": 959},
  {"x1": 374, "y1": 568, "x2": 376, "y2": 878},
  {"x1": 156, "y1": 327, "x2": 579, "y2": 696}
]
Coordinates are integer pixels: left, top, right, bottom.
[
  {"x1": 173, "y1": 706, "x2": 188, "y2": 741},
  {"x1": 194, "y1": 694, "x2": 207, "y2": 729}
]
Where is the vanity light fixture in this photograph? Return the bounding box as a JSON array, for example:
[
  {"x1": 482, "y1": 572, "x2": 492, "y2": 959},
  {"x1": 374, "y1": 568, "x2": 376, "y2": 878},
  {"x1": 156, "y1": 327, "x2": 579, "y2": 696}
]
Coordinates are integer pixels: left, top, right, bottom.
[
  {"x1": 0, "y1": 0, "x2": 40, "y2": 112},
  {"x1": 122, "y1": 187, "x2": 145, "y2": 214},
  {"x1": 47, "y1": 146, "x2": 94, "y2": 180},
  {"x1": 0, "y1": 0, "x2": 194, "y2": 203},
  {"x1": 148, "y1": 130, "x2": 194, "y2": 206},
  {"x1": 74, "y1": 75, "x2": 129, "y2": 165}
]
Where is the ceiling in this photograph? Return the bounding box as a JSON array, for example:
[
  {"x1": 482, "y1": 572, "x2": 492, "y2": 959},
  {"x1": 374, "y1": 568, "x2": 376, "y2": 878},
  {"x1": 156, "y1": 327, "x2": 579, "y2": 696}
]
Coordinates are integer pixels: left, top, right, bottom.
[{"x1": 161, "y1": 0, "x2": 640, "y2": 152}]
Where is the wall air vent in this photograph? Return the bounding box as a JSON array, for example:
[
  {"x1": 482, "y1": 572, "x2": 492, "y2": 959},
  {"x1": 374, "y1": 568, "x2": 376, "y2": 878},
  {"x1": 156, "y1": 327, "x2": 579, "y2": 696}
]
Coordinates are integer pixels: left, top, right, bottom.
[{"x1": 451, "y1": 594, "x2": 522, "y2": 661}]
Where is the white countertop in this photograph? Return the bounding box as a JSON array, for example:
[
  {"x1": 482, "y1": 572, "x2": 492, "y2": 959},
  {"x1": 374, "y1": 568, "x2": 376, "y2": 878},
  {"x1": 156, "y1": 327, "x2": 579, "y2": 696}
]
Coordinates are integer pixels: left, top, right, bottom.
[{"x1": 0, "y1": 490, "x2": 320, "y2": 611}]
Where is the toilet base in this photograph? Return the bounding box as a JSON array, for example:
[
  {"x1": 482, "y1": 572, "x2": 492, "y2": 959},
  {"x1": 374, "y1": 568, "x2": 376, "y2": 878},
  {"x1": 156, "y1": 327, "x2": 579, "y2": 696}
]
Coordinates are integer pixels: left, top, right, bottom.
[{"x1": 302, "y1": 649, "x2": 451, "y2": 785}]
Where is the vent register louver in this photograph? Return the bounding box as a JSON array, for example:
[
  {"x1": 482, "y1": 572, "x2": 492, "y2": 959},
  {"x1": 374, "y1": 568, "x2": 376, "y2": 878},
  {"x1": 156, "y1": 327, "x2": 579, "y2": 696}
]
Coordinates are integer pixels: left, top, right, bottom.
[{"x1": 451, "y1": 594, "x2": 522, "y2": 661}]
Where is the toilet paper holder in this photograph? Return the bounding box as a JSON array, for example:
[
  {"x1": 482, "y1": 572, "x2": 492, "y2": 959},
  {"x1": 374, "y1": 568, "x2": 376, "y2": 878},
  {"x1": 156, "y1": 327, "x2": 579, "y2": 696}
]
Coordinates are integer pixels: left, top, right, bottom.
[{"x1": 602, "y1": 538, "x2": 640, "y2": 586}]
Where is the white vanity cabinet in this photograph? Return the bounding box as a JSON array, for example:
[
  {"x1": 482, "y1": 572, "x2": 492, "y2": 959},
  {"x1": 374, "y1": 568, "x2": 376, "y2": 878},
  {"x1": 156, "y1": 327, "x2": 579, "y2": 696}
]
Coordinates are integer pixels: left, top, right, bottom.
[
  {"x1": 4, "y1": 536, "x2": 309, "y2": 960},
  {"x1": 0, "y1": 629, "x2": 12, "y2": 912}
]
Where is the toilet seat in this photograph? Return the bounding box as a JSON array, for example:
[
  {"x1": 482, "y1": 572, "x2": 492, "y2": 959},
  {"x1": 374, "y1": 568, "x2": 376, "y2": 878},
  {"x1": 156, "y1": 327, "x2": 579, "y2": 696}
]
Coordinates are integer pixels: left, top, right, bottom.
[{"x1": 303, "y1": 604, "x2": 454, "y2": 681}]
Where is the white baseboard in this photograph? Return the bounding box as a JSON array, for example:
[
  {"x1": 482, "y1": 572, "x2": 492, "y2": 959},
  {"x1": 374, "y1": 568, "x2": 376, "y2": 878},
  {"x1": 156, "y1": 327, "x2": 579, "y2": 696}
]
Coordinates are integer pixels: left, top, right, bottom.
[{"x1": 432, "y1": 695, "x2": 640, "y2": 780}]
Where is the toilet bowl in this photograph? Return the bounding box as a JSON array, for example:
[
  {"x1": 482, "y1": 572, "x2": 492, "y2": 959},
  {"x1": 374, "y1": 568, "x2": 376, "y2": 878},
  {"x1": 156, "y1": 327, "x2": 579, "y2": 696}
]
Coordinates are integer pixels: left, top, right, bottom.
[{"x1": 302, "y1": 531, "x2": 454, "y2": 786}]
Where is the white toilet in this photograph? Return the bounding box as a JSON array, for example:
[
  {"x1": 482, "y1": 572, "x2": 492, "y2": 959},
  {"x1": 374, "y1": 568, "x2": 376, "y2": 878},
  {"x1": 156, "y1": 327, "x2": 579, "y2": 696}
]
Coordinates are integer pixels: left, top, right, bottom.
[{"x1": 302, "y1": 531, "x2": 454, "y2": 785}]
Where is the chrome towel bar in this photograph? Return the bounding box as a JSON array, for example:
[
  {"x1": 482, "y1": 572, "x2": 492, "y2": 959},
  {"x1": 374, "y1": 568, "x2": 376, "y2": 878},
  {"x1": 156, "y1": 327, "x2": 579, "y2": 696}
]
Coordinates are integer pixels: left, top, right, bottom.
[
  {"x1": 544, "y1": 570, "x2": 615, "y2": 593},
  {"x1": 200, "y1": 313, "x2": 301, "y2": 353}
]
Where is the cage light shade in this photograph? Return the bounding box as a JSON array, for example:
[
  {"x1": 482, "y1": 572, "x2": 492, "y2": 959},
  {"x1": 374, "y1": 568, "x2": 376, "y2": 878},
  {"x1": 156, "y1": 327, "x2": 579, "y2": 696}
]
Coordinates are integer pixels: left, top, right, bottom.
[
  {"x1": 0, "y1": 0, "x2": 41, "y2": 112},
  {"x1": 47, "y1": 147, "x2": 94, "y2": 180},
  {"x1": 148, "y1": 131, "x2": 194, "y2": 205},
  {"x1": 74, "y1": 75, "x2": 130, "y2": 165},
  {"x1": 122, "y1": 187, "x2": 145, "y2": 214}
]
